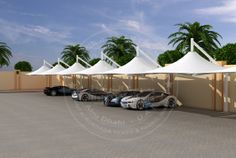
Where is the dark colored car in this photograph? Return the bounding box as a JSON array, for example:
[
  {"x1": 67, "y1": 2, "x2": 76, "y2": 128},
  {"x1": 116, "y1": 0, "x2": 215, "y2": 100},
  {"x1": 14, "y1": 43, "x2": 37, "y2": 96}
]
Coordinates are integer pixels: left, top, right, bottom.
[
  {"x1": 44, "y1": 86, "x2": 74, "y2": 96},
  {"x1": 103, "y1": 91, "x2": 140, "y2": 106},
  {"x1": 72, "y1": 88, "x2": 112, "y2": 101}
]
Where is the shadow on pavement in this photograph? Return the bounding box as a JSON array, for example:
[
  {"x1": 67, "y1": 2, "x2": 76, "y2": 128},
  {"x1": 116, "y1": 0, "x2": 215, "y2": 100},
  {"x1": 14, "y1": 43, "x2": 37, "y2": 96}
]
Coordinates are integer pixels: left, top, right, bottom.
[{"x1": 175, "y1": 106, "x2": 236, "y2": 120}]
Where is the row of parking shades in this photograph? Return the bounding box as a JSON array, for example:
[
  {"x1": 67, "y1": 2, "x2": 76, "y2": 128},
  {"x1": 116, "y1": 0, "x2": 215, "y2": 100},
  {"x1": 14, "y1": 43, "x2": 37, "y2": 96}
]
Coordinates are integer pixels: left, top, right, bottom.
[{"x1": 29, "y1": 39, "x2": 236, "y2": 112}]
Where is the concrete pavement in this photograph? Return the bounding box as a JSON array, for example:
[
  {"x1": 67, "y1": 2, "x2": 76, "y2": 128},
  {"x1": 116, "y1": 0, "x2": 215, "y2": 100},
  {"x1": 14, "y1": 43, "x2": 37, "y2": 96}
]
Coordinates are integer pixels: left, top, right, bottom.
[{"x1": 0, "y1": 93, "x2": 236, "y2": 158}]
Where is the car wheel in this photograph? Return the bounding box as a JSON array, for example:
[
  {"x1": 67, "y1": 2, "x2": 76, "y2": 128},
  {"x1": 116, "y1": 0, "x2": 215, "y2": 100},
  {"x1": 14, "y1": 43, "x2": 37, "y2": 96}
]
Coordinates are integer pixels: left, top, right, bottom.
[
  {"x1": 168, "y1": 98, "x2": 176, "y2": 108},
  {"x1": 50, "y1": 90, "x2": 57, "y2": 96},
  {"x1": 81, "y1": 94, "x2": 89, "y2": 101},
  {"x1": 136, "y1": 100, "x2": 144, "y2": 110},
  {"x1": 104, "y1": 96, "x2": 112, "y2": 106}
]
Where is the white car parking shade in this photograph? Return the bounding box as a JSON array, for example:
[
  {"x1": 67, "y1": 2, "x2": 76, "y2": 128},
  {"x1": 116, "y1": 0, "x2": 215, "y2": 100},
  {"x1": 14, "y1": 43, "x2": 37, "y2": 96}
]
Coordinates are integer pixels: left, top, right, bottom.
[
  {"x1": 57, "y1": 62, "x2": 86, "y2": 75},
  {"x1": 27, "y1": 64, "x2": 51, "y2": 75},
  {"x1": 40, "y1": 64, "x2": 65, "y2": 75},
  {"x1": 76, "y1": 60, "x2": 115, "y2": 75},
  {"x1": 145, "y1": 51, "x2": 224, "y2": 75},
  {"x1": 211, "y1": 66, "x2": 236, "y2": 73},
  {"x1": 100, "y1": 56, "x2": 158, "y2": 75}
]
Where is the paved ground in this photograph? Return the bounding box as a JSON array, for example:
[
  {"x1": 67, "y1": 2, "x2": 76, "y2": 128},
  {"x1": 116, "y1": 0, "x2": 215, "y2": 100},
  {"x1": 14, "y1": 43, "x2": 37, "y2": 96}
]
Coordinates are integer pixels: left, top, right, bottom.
[{"x1": 0, "y1": 93, "x2": 236, "y2": 158}]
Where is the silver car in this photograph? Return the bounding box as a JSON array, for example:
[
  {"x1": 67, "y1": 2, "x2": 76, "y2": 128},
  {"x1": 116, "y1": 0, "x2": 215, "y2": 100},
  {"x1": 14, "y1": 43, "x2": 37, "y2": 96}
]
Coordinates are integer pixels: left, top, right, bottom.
[
  {"x1": 72, "y1": 89, "x2": 111, "y2": 101},
  {"x1": 121, "y1": 91, "x2": 182, "y2": 110}
]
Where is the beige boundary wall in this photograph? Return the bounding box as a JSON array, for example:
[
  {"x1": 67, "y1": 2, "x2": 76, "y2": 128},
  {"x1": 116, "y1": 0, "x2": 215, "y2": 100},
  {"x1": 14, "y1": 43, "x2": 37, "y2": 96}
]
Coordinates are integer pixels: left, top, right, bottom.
[
  {"x1": 0, "y1": 71, "x2": 61, "y2": 91},
  {"x1": 0, "y1": 68, "x2": 236, "y2": 112}
]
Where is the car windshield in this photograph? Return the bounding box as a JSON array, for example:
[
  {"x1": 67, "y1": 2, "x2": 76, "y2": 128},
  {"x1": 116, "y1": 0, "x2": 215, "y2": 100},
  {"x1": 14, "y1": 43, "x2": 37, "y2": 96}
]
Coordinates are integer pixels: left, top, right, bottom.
[
  {"x1": 136, "y1": 91, "x2": 151, "y2": 97},
  {"x1": 151, "y1": 92, "x2": 162, "y2": 96},
  {"x1": 93, "y1": 90, "x2": 104, "y2": 93},
  {"x1": 84, "y1": 89, "x2": 91, "y2": 93}
]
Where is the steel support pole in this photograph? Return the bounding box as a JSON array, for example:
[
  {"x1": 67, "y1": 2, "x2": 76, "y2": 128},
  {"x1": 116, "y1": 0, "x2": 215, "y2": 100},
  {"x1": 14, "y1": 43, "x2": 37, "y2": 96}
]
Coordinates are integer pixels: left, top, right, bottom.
[{"x1": 224, "y1": 73, "x2": 229, "y2": 112}]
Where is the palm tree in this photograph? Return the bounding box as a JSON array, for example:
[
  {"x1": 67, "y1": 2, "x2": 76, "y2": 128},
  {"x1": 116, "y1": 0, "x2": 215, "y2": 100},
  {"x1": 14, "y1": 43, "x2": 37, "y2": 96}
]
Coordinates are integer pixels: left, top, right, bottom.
[
  {"x1": 89, "y1": 58, "x2": 100, "y2": 66},
  {"x1": 61, "y1": 44, "x2": 90, "y2": 66},
  {"x1": 102, "y1": 36, "x2": 136, "y2": 65},
  {"x1": 0, "y1": 42, "x2": 12, "y2": 67},
  {"x1": 168, "y1": 22, "x2": 222, "y2": 55}
]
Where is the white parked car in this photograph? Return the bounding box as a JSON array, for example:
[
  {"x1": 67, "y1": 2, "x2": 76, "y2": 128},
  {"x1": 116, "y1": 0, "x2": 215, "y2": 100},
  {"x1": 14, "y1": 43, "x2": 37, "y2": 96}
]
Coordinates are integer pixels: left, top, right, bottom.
[
  {"x1": 72, "y1": 88, "x2": 112, "y2": 101},
  {"x1": 121, "y1": 91, "x2": 182, "y2": 110}
]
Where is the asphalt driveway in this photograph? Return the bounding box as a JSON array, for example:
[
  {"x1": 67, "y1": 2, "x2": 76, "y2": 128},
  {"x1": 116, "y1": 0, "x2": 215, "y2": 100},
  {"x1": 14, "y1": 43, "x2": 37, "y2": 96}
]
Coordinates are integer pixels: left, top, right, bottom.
[{"x1": 0, "y1": 92, "x2": 236, "y2": 158}]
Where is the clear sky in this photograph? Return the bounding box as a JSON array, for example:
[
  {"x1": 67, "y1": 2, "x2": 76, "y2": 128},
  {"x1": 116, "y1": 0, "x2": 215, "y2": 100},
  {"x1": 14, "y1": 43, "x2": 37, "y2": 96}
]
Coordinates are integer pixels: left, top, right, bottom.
[{"x1": 0, "y1": 0, "x2": 236, "y2": 70}]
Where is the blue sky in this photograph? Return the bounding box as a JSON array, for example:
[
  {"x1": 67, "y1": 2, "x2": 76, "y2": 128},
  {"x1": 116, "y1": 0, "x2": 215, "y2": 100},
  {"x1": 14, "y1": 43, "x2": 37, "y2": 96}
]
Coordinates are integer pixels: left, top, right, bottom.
[{"x1": 1, "y1": 0, "x2": 236, "y2": 70}]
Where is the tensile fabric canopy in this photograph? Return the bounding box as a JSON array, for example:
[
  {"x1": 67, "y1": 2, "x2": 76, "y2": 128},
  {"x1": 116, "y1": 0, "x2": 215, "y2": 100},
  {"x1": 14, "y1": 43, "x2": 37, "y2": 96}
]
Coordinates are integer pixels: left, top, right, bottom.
[
  {"x1": 57, "y1": 62, "x2": 85, "y2": 75},
  {"x1": 144, "y1": 51, "x2": 224, "y2": 75},
  {"x1": 100, "y1": 56, "x2": 159, "y2": 75},
  {"x1": 40, "y1": 64, "x2": 65, "y2": 75},
  {"x1": 27, "y1": 64, "x2": 51, "y2": 75},
  {"x1": 76, "y1": 60, "x2": 115, "y2": 75}
]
